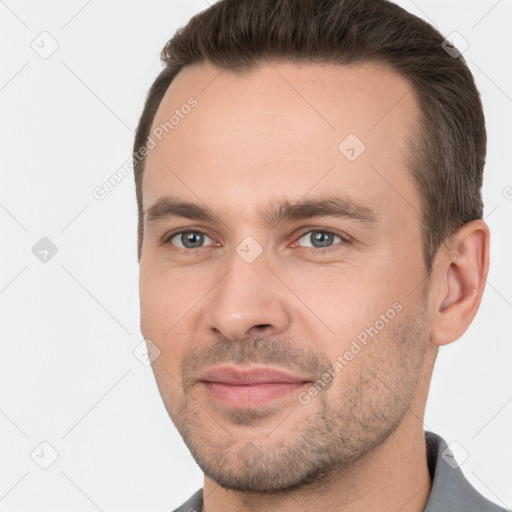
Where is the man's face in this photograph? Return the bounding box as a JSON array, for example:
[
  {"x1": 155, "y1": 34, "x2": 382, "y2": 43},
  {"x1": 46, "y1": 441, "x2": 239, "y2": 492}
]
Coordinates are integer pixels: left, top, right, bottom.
[{"x1": 139, "y1": 61, "x2": 434, "y2": 492}]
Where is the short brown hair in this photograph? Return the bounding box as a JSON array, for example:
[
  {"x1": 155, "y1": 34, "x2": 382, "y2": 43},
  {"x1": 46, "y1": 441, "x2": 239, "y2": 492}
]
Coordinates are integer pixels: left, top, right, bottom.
[{"x1": 133, "y1": 0, "x2": 486, "y2": 271}]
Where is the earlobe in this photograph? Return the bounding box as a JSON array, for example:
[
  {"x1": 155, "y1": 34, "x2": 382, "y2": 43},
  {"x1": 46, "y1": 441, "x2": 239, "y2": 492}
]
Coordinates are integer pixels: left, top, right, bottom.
[{"x1": 430, "y1": 220, "x2": 490, "y2": 346}]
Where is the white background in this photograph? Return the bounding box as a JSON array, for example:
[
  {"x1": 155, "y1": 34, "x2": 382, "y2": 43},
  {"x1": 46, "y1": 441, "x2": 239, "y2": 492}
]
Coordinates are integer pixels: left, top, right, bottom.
[{"x1": 0, "y1": 1, "x2": 511, "y2": 511}]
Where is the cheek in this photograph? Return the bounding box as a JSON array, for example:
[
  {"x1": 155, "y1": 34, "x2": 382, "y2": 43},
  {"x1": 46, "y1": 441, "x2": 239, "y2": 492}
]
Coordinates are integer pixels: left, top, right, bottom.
[
  {"x1": 139, "y1": 269, "x2": 186, "y2": 407},
  {"x1": 283, "y1": 261, "x2": 411, "y2": 361},
  {"x1": 281, "y1": 267, "x2": 385, "y2": 350},
  {"x1": 139, "y1": 264, "x2": 195, "y2": 335},
  {"x1": 139, "y1": 265, "x2": 206, "y2": 372},
  {"x1": 139, "y1": 269, "x2": 167, "y2": 339}
]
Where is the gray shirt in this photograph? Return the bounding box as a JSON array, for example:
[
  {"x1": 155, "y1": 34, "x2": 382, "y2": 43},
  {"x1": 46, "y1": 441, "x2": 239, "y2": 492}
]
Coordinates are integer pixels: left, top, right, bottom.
[{"x1": 171, "y1": 431, "x2": 508, "y2": 511}]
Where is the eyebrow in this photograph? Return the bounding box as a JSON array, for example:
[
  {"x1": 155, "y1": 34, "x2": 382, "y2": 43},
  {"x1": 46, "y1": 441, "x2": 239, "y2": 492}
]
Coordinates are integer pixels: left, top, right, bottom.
[{"x1": 144, "y1": 195, "x2": 378, "y2": 227}]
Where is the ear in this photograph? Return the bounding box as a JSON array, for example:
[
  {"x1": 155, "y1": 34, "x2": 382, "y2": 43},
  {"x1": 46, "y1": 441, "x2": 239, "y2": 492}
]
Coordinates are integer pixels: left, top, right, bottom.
[{"x1": 429, "y1": 219, "x2": 490, "y2": 347}]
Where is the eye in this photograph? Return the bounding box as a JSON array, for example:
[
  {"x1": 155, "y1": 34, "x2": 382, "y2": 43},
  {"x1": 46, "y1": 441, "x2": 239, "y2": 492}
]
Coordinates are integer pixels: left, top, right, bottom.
[
  {"x1": 295, "y1": 230, "x2": 347, "y2": 250},
  {"x1": 167, "y1": 230, "x2": 215, "y2": 249}
]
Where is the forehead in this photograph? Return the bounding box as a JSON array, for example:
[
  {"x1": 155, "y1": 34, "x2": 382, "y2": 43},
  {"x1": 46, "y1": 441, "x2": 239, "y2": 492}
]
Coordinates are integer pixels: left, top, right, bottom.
[{"x1": 142, "y1": 61, "x2": 421, "y2": 224}]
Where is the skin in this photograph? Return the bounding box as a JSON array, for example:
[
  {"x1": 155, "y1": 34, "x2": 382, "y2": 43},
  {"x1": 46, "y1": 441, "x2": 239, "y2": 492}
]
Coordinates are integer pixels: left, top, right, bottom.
[{"x1": 138, "y1": 61, "x2": 490, "y2": 512}]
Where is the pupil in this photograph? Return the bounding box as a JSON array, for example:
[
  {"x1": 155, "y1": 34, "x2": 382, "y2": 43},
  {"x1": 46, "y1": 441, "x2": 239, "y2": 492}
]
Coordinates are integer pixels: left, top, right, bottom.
[
  {"x1": 312, "y1": 231, "x2": 333, "y2": 247},
  {"x1": 183, "y1": 231, "x2": 203, "y2": 248}
]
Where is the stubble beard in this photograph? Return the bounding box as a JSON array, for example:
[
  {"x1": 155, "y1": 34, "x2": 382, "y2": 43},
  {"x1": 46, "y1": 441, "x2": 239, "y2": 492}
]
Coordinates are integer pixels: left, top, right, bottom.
[{"x1": 169, "y1": 306, "x2": 429, "y2": 494}]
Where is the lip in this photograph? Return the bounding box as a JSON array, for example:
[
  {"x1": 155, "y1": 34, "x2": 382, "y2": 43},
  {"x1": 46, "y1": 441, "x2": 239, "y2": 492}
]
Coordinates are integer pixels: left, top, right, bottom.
[
  {"x1": 198, "y1": 364, "x2": 312, "y2": 409},
  {"x1": 199, "y1": 364, "x2": 312, "y2": 385}
]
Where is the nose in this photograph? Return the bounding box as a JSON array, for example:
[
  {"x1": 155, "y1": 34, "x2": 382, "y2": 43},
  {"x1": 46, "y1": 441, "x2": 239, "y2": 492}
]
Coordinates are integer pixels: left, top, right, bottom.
[{"x1": 203, "y1": 249, "x2": 291, "y2": 342}]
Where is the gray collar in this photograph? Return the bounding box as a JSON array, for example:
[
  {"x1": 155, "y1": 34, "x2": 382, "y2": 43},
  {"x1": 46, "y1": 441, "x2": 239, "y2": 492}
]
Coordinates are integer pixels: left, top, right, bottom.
[{"x1": 423, "y1": 431, "x2": 507, "y2": 511}]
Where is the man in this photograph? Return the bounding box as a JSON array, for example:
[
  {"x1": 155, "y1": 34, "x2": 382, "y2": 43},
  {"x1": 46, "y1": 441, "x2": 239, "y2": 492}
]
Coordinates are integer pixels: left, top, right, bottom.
[{"x1": 133, "y1": 0, "x2": 506, "y2": 510}]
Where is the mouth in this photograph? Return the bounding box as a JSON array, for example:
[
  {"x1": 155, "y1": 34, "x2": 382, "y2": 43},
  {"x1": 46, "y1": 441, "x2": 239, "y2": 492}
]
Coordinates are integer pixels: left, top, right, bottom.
[{"x1": 198, "y1": 364, "x2": 312, "y2": 409}]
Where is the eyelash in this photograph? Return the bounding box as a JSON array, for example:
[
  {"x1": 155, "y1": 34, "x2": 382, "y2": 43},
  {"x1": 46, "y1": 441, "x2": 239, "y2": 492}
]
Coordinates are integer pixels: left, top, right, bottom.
[{"x1": 162, "y1": 228, "x2": 352, "y2": 255}]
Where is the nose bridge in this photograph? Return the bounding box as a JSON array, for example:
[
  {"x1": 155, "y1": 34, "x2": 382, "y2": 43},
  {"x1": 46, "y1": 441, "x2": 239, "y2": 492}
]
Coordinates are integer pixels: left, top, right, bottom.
[{"x1": 204, "y1": 244, "x2": 290, "y2": 341}]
